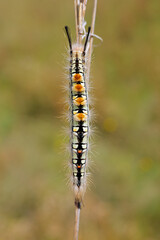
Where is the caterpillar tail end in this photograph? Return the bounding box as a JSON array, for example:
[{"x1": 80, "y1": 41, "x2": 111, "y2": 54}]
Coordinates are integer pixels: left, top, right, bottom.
[
  {"x1": 74, "y1": 184, "x2": 86, "y2": 209},
  {"x1": 75, "y1": 199, "x2": 81, "y2": 209}
]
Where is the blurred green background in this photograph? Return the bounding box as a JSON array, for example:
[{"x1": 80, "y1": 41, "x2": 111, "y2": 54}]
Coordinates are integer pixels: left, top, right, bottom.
[{"x1": 0, "y1": 0, "x2": 160, "y2": 239}]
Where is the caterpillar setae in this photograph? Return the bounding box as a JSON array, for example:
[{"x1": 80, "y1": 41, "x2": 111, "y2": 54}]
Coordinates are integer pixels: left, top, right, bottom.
[{"x1": 65, "y1": 26, "x2": 91, "y2": 209}]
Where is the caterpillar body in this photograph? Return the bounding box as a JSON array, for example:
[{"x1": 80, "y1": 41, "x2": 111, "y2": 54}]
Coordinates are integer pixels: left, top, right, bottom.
[{"x1": 65, "y1": 26, "x2": 91, "y2": 209}]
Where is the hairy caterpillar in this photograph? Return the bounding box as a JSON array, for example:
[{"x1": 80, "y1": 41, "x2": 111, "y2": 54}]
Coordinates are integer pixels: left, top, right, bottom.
[{"x1": 65, "y1": 26, "x2": 91, "y2": 209}]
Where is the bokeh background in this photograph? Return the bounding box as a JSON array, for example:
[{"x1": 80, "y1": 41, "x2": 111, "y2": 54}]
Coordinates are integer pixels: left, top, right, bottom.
[{"x1": 0, "y1": 0, "x2": 160, "y2": 239}]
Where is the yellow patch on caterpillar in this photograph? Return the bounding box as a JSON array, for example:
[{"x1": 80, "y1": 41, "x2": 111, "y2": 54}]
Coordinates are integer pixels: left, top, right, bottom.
[
  {"x1": 73, "y1": 110, "x2": 78, "y2": 115},
  {"x1": 74, "y1": 113, "x2": 87, "y2": 121},
  {"x1": 72, "y1": 73, "x2": 83, "y2": 82},
  {"x1": 83, "y1": 127, "x2": 88, "y2": 132},
  {"x1": 72, "y1": 84, "x2": 85, "y2": 92},
  {"x1": 73, "y1": 97, "x2": 86, "y2": 106},
  {"x1": 73, "y1": 127, "x2": 79, "y2": 132}
]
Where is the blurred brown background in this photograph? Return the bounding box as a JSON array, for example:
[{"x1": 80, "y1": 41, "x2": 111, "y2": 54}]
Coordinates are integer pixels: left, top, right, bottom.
[{"x1": 0, "y1": 0, "x2": 160, "y2": 239}]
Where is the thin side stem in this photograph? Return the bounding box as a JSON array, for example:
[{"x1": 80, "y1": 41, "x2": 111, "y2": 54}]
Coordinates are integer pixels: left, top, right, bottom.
[
  {"x1": 74, "y1": 207, "x2": 81, "y2": 240},
  {"x1": 86, "y1": 0, "x2": 97, "y2": 80}
]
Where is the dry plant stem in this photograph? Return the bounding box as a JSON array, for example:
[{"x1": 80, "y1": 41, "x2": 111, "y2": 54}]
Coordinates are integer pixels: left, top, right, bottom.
[
  {"x1": 74, "y1": 207, "x2": 81, "y2": 240},
  {"x1": 74, "y1": 0, "x2": 78, "y2": 41},
  {"x1": 78, "y1": 2, "x2": 83, "y2": 44},
  {"x1": 73, "y1": 1, "x2": 97, "y2": 240},
  {"x1": 82, "y1": 0, "x2": 88, "y2": 16},
  {"x1": 75, "y1": 0, "x2": 88, "y2": 44},
  {"x1": 86, "y1": 0, "x2": 97, "y2": 80}
]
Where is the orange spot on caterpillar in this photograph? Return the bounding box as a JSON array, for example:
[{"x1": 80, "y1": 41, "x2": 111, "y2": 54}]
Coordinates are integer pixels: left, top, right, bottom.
[
  {"x1": 73, "y1": 73, "x2": 83, "y2": 82},
  {"x1": 77, "y1": 165, "x2": 81, "y2": 169},
  {"x1": 72, "y1": 84, "x2": 85, "y2": 92},
  {"x1": 74, "y1": 113, "x2": 87, "y2": 121},
  {"x1": 78, "y1": 150, "x2": 82, "y2": 153},
  {"x1": 74, "y1": 97, "x2": 86, "y2": 106}
]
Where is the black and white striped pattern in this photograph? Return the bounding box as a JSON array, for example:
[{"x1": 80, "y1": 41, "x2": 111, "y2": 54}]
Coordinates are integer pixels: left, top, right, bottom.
[
  {"x1": 65, "y1": 26, "x2": 91, "y2": 209},
  {"x1": 70, "y1": 45, "x2": 89, "y2": 208}
]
